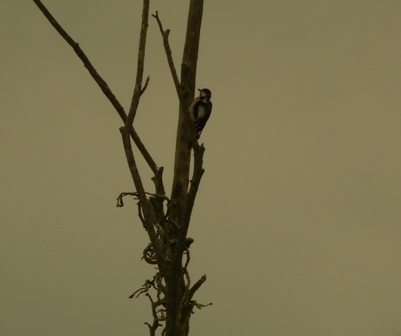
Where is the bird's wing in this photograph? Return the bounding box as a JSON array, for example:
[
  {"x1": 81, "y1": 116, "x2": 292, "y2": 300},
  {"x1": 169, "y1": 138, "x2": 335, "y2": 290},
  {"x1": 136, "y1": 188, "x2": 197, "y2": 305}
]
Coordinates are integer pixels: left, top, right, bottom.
[{"x1": 188, "y1": 98, "x2": 201, "y2": 120}]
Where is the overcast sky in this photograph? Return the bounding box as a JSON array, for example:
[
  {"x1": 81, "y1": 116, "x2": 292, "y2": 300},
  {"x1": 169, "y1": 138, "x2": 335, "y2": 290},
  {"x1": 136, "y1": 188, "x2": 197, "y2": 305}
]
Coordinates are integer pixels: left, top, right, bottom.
[{"x1": 2, "y1": 1, "x2": 401, "y2": 335}]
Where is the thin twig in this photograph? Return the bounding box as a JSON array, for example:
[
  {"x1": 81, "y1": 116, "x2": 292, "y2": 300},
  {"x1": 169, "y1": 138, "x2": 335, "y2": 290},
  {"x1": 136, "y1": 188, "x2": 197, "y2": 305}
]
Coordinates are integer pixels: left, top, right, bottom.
[
  {"x1": 188, "y1": 274, "x2": 207, "y2": 300},
  {"x1": 141, "y1": 76, "x2": 150, "y2": 96},
  {"x1": 152, "y1": 11, "x2": 182, "y2": 98}
]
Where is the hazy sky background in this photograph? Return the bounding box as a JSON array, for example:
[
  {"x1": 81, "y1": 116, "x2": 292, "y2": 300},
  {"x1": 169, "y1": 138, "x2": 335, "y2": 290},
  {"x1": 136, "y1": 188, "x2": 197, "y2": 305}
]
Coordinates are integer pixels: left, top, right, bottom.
[{"x1": 2, "y1": 1, "x2": 401, "y2": 335}]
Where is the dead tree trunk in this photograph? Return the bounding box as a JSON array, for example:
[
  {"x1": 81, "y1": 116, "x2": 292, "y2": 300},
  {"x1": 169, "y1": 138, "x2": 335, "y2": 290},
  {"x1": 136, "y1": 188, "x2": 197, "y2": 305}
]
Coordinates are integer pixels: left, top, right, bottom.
[{"x1": 33, "y1": 0, "x2": 210, "y2": 335}]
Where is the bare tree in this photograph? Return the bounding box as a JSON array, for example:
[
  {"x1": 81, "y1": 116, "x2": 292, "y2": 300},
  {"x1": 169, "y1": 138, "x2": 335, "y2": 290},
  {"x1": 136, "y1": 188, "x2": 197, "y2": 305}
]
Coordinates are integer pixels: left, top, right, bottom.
[{"x1": 33, "y1": 0, "x2": 210, "y2": 335}]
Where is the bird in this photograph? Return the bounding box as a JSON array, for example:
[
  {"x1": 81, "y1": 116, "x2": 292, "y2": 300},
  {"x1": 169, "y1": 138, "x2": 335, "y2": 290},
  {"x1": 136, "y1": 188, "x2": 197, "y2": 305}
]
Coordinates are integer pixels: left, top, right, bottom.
[{"x1": 188, "y1": 88, "x2": 212, "y2": 139}]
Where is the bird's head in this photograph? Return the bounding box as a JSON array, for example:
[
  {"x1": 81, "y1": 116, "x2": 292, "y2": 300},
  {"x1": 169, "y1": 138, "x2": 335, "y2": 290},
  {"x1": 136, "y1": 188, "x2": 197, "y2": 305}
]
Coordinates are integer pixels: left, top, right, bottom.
[{"x1": 198, "y1": 88, "x2": 212, "y2": 101}]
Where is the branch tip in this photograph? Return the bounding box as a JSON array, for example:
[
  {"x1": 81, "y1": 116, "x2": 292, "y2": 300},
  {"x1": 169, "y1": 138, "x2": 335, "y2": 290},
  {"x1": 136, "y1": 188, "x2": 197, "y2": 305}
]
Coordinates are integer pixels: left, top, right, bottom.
[
  {"x1": 141, "y1": 76, "x2": 150, "y2": 95},
  {"x1": 152, "y1": 10, "x2": 181, "y2": 97}
]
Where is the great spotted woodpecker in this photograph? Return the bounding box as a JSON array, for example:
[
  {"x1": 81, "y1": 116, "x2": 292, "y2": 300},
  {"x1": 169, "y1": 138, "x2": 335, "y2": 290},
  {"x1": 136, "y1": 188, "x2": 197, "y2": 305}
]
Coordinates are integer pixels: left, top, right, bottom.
[{"x1": 188, "y1": 88, "x2": 212, "y2": 139}]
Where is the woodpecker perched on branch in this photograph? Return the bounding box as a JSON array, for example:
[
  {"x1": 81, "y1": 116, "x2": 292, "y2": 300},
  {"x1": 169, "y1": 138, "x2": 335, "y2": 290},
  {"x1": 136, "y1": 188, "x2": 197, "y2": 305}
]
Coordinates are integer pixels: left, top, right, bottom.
[{"x1": 189, "y1": 88, "x2": 212, "y2": 139}]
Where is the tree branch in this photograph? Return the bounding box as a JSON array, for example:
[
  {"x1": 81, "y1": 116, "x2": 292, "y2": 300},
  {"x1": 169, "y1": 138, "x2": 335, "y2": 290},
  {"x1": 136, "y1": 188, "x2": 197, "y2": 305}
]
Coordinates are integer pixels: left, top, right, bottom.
[
  {"x1": 127, "y1": 0, "x2": 150, "y2": 124},
  {"x1": 32, "y1": 0, "x2": 159, "y2": 176},
  {"x1": 120, "y1": 127, "x2": 163, "y2": 267},
  {"x1": 141, "y1": 76, "x2": 150, "y2": 95},
  {"x1": 152, "y1": 11, "x2": 182, "y2": 98},
  {"x1": 33, "y1": 0, "x2": 125, "y2": 119},
  {"x1": 188, "y1": 274, "x2": 207, "y2": 301},
  {"x1": 118, "y1": 0, "x2": 167, "y2": 271},
  {"x1": 130, "y1": 128, "x2": 160, "y2": 176}
]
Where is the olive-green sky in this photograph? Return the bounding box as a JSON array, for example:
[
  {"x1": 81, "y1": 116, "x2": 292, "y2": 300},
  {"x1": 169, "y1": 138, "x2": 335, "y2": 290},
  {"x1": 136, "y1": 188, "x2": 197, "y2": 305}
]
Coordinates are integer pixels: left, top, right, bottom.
[{"x1": 2, "y1": 1, "x2": 401, "y2": 335}]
